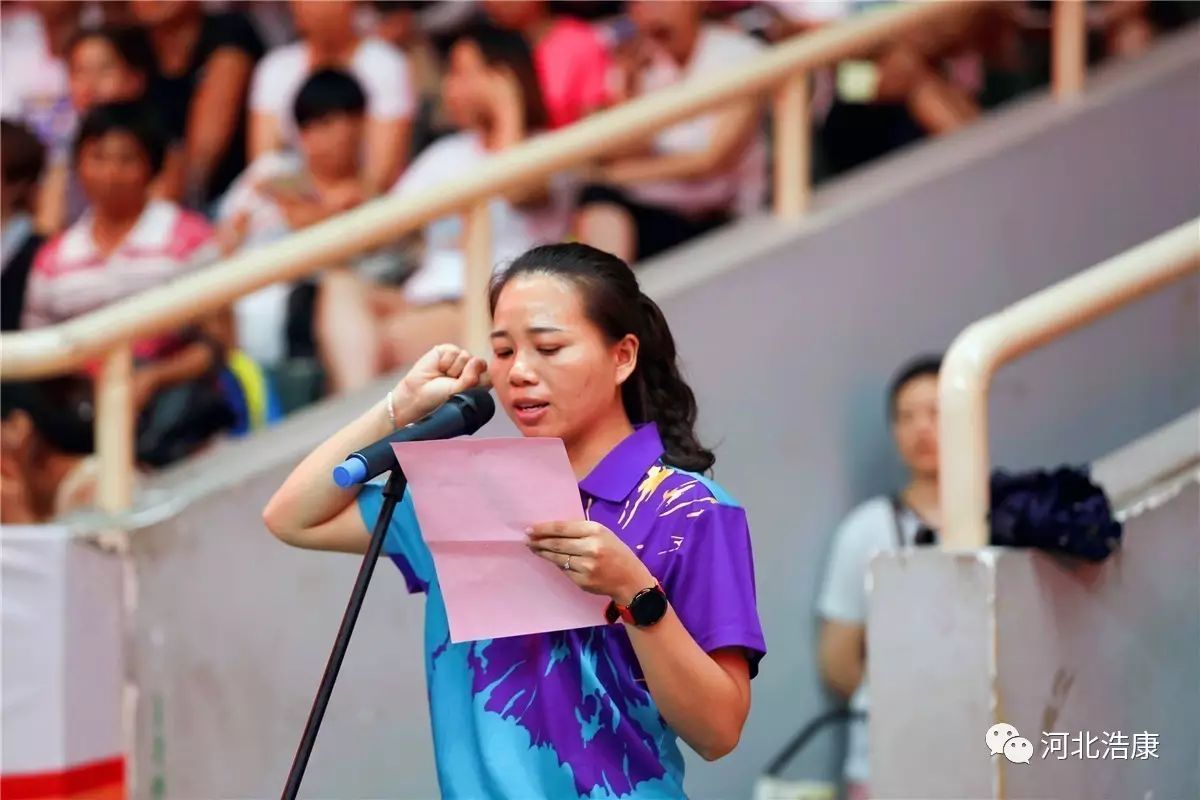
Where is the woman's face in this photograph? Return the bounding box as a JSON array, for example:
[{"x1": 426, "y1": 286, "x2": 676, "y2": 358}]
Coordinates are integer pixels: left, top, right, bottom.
[
  {"x1": 892, "y1": 375, "x2": 940, "y2": 478},
  {"x1": 442, "y1": 40, "x2": 490, "y2": 130},
  {"x1": 69, "y1": 38, "x2": 145, "y2": 112},
  {"x1": 489, "y1": 274, "x2": 638, "y2": 445},
  {"x1": 77, "y1": 131, "x2": 153, "y2": 218}
]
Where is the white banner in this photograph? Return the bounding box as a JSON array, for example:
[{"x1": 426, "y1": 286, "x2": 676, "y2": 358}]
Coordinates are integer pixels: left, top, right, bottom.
[{"x1": 1, "y1": 525, "x2": 124, "y2": 798}]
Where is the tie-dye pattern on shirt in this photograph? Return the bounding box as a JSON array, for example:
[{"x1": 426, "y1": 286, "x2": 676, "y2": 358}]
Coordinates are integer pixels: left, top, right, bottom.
[{"x1": 357, "y1": 424, "x2": 765, "y2": 799}]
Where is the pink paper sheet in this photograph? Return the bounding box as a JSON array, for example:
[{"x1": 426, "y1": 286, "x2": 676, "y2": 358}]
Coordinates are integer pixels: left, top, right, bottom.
[{"x1": 391, "y1": 437, "x2": 608, "y2": 642}]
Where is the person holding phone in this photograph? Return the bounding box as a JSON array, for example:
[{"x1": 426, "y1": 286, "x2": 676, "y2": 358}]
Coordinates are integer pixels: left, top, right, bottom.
[{"x1": 264, "y1": 242, "x2": 766, "y2": 798}]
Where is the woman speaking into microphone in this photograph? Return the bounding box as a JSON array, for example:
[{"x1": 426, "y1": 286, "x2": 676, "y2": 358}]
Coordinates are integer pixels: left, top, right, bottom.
[{"x1": 264, "y1": 243, "x2": 765, "y2": 798}]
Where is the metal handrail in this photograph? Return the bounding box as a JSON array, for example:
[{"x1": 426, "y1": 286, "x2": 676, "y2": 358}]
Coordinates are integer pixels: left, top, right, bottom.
[
  {"x1": 0, "y1": 1, "x2": 1085, "y2": 512},
  {"x1": 938, "y1": 219, "x2": 1200, "y2": 549}
]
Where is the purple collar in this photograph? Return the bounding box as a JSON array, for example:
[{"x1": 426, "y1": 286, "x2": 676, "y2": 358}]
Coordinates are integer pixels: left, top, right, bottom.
[{"x1": 578, "y1": 424, "x2": 666, "y2": 503}]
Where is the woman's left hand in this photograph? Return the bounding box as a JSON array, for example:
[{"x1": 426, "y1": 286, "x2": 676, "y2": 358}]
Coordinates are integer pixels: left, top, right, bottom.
[{"x1": 527, "y1": 520, "x2": 655, "y2": 605}]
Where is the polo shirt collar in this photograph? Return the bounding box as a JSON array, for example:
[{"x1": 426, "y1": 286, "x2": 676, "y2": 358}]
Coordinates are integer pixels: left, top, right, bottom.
[
  {"x1": 579, "y1": 424, "x2": 666, "y2": 503},
  {"x1": 60, "y1": 200, "x2": 178, "y2": 263}
]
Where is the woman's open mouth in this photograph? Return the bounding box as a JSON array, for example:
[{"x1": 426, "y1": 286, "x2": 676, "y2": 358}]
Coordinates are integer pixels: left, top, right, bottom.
[{"x1": 512, "y1": 400, "x2": 550, "y2": 425}]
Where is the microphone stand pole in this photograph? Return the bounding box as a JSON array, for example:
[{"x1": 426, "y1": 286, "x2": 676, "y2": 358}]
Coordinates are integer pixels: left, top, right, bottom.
[{"x1": 281, "y1": 467, "x2": 407, "y2": 799}]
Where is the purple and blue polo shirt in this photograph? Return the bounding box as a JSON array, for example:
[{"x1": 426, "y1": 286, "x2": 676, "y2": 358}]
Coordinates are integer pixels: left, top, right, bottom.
[{"x1": 357, "y1": 423, "x2": 766, "y2": 799}]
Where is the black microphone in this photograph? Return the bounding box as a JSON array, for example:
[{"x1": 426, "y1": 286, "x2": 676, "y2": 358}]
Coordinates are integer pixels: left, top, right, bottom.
[{"x1": 332, "y1": 388, "x2": 495, "y2": 487}]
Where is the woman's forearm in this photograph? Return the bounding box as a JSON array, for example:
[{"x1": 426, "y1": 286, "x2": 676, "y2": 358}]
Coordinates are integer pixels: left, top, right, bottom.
[
  {"x1": 262, "y1": 391, "x2": 423, "y2": 543},
  {"x1": 626, "y1": 611, "x2": 750, "y2": 761}
]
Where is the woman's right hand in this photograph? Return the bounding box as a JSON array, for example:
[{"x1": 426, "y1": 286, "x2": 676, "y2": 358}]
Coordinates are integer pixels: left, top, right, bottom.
[{"x1": 394, "y1": 344, "x2": 489, "y2": 422}]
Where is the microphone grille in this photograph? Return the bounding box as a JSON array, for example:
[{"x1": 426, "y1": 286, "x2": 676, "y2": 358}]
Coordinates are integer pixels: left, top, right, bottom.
[{"x1": 455, "y1": 388, "x2": 496, "y2": 432}]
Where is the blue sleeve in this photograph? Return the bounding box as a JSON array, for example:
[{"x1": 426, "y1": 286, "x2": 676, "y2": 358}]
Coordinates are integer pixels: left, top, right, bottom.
[{"x1": 356, "y1": 482, "x2": 435, "y2": 594}]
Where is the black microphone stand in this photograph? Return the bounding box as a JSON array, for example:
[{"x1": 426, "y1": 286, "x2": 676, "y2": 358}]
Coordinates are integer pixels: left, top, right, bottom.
[{"x1": 281, "y1": 467, "x2": 407, "y2": 800}]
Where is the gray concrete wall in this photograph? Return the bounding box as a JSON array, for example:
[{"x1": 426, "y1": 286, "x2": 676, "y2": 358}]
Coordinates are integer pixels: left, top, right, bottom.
[
  {"x1": 869, "y1": 441, "x2": 1199, "y2": 798},
  {"x1": 652, "y1": 27, "x2": 1200, "y2": 796},
  {"x1": 123, "y1": 27, "x2": 1200, "y2": 799}
]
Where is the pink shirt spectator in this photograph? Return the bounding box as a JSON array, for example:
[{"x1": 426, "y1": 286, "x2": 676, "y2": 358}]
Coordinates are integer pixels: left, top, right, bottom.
[
  {"x1": 535, "y1": 18, "x2": 612, "y2": 129},
  {"x1": 23, "y1": 200, "x2": 218, "y2": 363}
]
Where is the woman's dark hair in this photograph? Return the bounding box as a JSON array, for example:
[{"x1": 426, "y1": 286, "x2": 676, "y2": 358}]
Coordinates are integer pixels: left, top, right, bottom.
[
  {"x1": 67, "y1": 25, "x2": 156, "y2": 82},
  {"x1": 887, "y1": 354, "x2": 942, "y2": 421},
  {"x1": 455, "y1": 23, "x2": 550, "y2": 132},
  {"x1": 1, "y1": 120, "x2": 46, "y2": 213},
  {"x1": 293, "y1": 68, "x2": 368, "y2": 129},
  {"x1": 73, "y1": 100, "x2": 168, "y2": 175},
  {"x1": 489, "y1": 243, "x2": 715, "y2": 473}
]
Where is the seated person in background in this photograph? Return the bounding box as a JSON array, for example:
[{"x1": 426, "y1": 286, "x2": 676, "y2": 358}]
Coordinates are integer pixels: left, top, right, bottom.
[
  {"x1": 217, "y1": 69, "x2": 376, "y2": 368},
  {"x1": 368, "y1": 1, "x2": 444, "y2": 154},
  {"x1": 575, "y1": 0, "x2": 765, "y2": 264},
  {"x1": 248, "y1": 0, "x2": 416, "y2": 195},
  {"x1": 38, "y1": 24, "x2": 184, "y2": 233},
  {"x1": 817, "y1": 355, "x2": 943, "y2": 800},
  {"x1": 0, "y1": 0, "x2": 84, "y2": 164},
  {"x1": 316, "y1": 23, "x2": 570, "y2": 393},
  {"x1": 2, "y1": 120, "x2": 47, "y2": 332},
  {"x1": 482, "y1": 0, "x2": 614, "y2": 128},
  {"x1": 761, "y1": 2, "x2": 1019, "y2": 175},
  {"x1": 22, "y1": 101, "x2": 235, "y2": 464},
  {"x1": 130, "y1": 0, "x2": 264, "y2": 211},
  {"x1": 0, "y1": 378, "x2": 98, "y2": 524}
]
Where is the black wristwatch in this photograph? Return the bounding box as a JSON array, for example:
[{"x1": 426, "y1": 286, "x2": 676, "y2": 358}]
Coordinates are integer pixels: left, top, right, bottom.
[{"x1": 605, "y1": 582, "x2": 668, "y2": 627}]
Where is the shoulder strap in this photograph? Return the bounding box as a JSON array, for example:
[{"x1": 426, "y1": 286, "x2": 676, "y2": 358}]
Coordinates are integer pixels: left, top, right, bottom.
[{"x1": 888, "y1": 494, "x2": 907, "y2": 548}]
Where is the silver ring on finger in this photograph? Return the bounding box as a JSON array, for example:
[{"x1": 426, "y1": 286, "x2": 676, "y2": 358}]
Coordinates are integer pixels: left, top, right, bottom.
[{"x1": 563, "y1": 555, "x2": 573, "y2": 572}]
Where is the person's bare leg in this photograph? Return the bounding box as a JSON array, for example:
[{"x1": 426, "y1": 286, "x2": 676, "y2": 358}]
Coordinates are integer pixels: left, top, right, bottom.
[
  {"x1": 315, "y1": 268, "x2": 384, "y2": 394},
  {"x1": 381, "y1": 302, "x2": 466, "y2": 369},
  {"x1": 576, "y1": 203, "x2": 637, "y2": 263}
]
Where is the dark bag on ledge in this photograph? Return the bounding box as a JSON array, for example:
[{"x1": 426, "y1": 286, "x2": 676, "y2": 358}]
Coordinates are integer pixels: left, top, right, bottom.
[{"x1": 989, "y1": 466, "x2": 1123, "y2": 562}]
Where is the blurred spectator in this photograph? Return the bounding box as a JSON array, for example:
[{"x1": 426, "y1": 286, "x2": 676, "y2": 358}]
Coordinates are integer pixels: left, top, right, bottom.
[
  {"x1": 248, "y1": 0, "x2": 415, "y2": 195},
  {"x1": 0, "y1": 1, "x2": 84, "y2": 159},
  {"x1": 2, "y1": 120, "x2": 47, "y2": 332},
  {"x1": 757, "y1": 2, "x2": 1020, "y2": 175},
  {"x1": 0, "y1": 377, "x2": 98, "y2": 523},
  {"x1": 22, "y1": 102, "x2": 235, "y2": 464},
  {"x1": 575, "y1": 0, "x2": 765, "y2": 263},
  {"x1": 483, "y1": 0, "x2": 613, "y2": 128},
  {"x1": 368, "y1": 1, "x2": 445, "y2": 154},
  {"x1": 216, "y1": 69, "x2": 375, "y2": 367},
  {"x1": 817, "y1": 355, "x2": 943, "y2": 800},
  {"x1": 131, "y1": 0, "x2": 265, "y2": 210},
  {"x1": 317, "y1": 22, "x2": 568, "y2": 392},
  {"x1": 66, "y1": 25, "x2": 154, "y2": 112},
  {"x1": 38, "y1": 24, "x2": 172, "y2": 233}
]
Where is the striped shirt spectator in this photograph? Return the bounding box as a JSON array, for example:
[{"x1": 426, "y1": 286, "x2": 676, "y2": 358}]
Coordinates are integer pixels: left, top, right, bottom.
[{"x1": 22, "y1": 199, "x2": 216, "y2": 360}]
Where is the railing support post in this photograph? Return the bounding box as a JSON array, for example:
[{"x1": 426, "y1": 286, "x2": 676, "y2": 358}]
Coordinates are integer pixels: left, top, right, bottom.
[
  {"x1": 773, "y1": 71, "x2": 810, "y2": 219},
  {"x1": 462, "y1": 202, "x2": 493, "y2": 357},
  {"x1": 95, "y1": 344, "x2": 135, "y2": 513},
  {"x1": 1053, "y1": 0, "x2": 1086, "y2": 99}
]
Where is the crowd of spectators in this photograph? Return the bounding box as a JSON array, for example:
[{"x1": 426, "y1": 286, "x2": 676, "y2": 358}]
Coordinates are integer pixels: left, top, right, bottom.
[{"x1": 2, "y1": 0, "x2": 1196, "y2": 523}]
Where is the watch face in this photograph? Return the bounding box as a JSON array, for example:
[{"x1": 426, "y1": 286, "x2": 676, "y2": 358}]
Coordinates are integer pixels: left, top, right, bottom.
[{"x1": 630, "y1": 586, "x2": 668, "y2": 627}]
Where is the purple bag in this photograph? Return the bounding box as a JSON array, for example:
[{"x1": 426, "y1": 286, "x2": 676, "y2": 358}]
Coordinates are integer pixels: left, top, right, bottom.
[{"x1": 989, "y1": 466, "x2": 1123, "y2": 562}]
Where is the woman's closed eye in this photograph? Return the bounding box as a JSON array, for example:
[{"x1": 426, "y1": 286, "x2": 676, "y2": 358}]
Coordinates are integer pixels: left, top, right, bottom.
[{"x1": 536, "y1": 346, "x2": 562, "y2": 356}]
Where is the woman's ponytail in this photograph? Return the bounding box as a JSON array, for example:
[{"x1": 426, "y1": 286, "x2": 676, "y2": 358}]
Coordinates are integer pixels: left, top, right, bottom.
[{"x1": 626, "y1": 293, "x2": 714, "y2": 473}]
